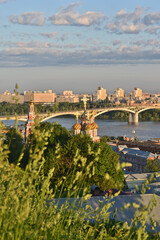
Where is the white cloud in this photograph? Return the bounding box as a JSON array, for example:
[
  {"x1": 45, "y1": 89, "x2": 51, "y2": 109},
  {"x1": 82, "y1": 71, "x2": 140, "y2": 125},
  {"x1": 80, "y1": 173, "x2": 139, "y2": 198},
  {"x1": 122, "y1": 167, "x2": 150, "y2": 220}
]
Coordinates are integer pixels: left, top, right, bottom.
[
  {"x1": 106, "y1": 6, "x2": 146, "y2": 34},
  {"x1": 75, "y1": 33, "x2": 82, "y2": 37},
  {"x1": 121, "y1": 22, "x2": 144, "y2": 34},
  {"x1": 116, "y1": 6, "x2": 145, "y2": 21},
  {"x1": 2, "y1": 40, "x2": 160, "y2": 68},
  {"x1": 40, "y1": 32, "x2": 58, "y2": 38},
  {"x1": 61, "y1": 33, "x2": 69, "y2": 41},
  {"x1": 131, "y1": 39, "x2": 160, "y2": 48},
  {"x1": 10, "y1": 12, "x2": 45, "y2": 26},
  {"x1": 49, "y1": 2, "x2": 104, "y2": 26},
  {"x1": 106, "y1": 7, "x2": 160, "y2": 35},
  {"x1": 143, "y1": 12, "x2": 160, "y2": 25},
  {"x1": 107, "y1": 21, "x2": 144, "y2": 34},
  {"x1": 0, "y1": 0, "x2": 13, "y2": 3},
  {"x1": 145, "y1": 39, "x2": 160, "y2": 47},
  {"x1": 76, "y1": 11, "x2": 104, "y2": 26},
  {"x1": 117, "y1": 45, "x2": 141, "y2": 54},
  {"x1": 112, "y1": 40, "x2": 122, "y2": 46},
  {"x1": 145, "y1": 26, "x2": 160, "y2": 34},
  {"x1": 116, "y1": 9, "x2": 127, "y2": 19},
  {"x1": 59, "y1": 2, "x2": 82, "y2": 12},
  {"x1": 2, "y1": 41, "x2": 57, "y2": 50}
]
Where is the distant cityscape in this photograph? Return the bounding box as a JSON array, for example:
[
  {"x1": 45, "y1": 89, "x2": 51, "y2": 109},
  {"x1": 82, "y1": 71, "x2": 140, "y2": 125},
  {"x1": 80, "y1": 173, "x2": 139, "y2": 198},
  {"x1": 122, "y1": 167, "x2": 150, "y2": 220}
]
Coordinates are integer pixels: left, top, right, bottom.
[{"x1": 1, "y1": 87, "x2": 160, "y2": 106}]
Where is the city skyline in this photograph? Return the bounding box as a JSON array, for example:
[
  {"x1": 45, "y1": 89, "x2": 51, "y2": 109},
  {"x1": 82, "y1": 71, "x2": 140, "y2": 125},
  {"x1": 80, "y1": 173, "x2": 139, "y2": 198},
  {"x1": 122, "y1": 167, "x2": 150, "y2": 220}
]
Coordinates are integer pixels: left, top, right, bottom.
[
  {"x1": 1, "y1": 0, "x2": 160, "y2": 92},
  {"x1": 1, "y1": 86, "x2": 160, "y2": 96}
]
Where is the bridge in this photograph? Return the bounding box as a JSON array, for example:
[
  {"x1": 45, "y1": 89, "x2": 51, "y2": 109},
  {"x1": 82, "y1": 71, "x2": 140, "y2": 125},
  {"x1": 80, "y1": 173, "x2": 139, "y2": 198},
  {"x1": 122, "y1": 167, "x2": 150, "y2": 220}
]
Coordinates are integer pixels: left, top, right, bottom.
[{"x1": 0, "y1": 105, "x2": 160, "y2": 124}]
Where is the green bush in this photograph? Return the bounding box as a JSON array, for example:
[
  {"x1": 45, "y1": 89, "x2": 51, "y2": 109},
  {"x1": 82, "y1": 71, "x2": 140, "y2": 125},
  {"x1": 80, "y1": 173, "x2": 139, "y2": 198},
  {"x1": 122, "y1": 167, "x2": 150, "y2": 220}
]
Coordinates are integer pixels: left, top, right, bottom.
[{"x1": 0, "y1": 122, "x2": 159, "y2": 239}]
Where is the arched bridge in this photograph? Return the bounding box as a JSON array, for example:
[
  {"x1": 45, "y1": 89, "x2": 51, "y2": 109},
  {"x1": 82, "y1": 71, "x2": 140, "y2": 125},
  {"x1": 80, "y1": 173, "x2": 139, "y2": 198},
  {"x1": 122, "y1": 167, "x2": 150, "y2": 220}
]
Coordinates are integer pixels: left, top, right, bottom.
[
  {"x1": 41, "y1": 106, "x2": 160, "y2": 124},
  {"x1": 40, "y1": 108, "x2": 135, "y2": 122},
  {"x1": 0, "y1": 105, "x2": 160, "y2": 124}
]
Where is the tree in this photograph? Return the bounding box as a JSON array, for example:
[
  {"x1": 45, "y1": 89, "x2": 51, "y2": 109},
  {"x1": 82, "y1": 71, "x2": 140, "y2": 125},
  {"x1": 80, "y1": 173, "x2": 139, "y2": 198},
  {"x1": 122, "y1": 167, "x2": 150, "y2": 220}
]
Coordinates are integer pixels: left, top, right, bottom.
[
  {"x1": 13, "y1": 83, "x2": 19, "y2": 105},
  {"x1": 38, "y1": 122, "x2": 71, "y2": 149},
  {"x1": 146, "y1": 158, "x2": 160, "y2": 172},
  {"x1": 5, "y1": 127, "x2": 24, "y2": 164},
  {"x1": 23, "y1": 122, "x2": 124, "y2": 193},
  {"x1": 92, "y1": 142, "x2": 124, "y2": 191}
]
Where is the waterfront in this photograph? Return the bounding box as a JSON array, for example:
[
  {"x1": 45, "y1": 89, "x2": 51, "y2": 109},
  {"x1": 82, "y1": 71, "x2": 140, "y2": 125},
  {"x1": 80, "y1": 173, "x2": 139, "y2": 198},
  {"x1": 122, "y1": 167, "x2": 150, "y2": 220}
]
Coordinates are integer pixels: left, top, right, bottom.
[
  {"x1": 47, "y1": 118, "x2": 160, "y2": 141},
  {"x1": 2, "y1": 117, "x2": 160, "y2": 141}
]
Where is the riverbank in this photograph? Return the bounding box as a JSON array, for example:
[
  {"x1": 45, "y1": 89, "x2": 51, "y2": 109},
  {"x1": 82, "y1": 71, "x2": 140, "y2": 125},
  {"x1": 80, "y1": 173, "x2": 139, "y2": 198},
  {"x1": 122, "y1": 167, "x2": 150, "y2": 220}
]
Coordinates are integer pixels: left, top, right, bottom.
[{"x1": 2, "y1": 118, "x2": 160, "y2": 141}]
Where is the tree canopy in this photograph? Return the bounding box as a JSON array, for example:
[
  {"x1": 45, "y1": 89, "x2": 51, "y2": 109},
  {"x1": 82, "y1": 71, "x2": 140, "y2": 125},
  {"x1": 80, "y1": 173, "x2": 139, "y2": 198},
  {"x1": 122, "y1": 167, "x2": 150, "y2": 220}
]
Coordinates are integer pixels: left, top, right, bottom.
[
  {"x1": 5, "y1": 128, "x2": 24, "y2": 165},
  {"x1": 146, "y1": 158, "x2": 160, "y2": 172},
  {"x1": 2, "y1": 122, "x2": 124, "y2": 193},
  {"x1": 25, "y1": 122, "x2": 124, "y2": 192}
]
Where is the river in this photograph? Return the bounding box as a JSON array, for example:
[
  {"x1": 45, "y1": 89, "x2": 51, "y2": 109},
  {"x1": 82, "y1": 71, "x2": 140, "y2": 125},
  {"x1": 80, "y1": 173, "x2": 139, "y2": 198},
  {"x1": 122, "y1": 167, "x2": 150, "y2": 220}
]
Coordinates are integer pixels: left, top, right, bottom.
[
  {"x1": 47, "y1": 117, "x2": 160, "y2": 141},
  {"x1": 3, "y1": 117, "x2": 160, "y2": 141}
]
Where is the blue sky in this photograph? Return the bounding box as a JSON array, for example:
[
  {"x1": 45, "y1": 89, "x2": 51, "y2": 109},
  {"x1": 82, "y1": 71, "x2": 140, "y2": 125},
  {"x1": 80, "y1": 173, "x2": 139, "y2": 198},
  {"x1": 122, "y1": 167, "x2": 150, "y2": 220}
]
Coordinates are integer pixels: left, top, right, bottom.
[{"x1": 1, "y1": 0, "x2": 160, "y2": 93}]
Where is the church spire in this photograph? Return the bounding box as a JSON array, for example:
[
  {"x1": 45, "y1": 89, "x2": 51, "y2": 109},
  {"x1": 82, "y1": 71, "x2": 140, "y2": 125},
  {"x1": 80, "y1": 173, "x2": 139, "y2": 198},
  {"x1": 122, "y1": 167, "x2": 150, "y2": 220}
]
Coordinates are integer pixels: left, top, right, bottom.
[
  {"x1": 81, "y1": 95, "x2": 89, "y2": 111},
  {"x1": 25, "y1": 101, "x2": 35, "y2": 141}
]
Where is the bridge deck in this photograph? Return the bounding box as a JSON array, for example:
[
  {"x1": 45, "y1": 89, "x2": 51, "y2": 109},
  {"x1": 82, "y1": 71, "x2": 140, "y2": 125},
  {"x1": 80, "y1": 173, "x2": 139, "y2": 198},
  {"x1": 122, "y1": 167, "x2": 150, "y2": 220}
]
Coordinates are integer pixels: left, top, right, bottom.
[{"x1": 0, "y1": 105, "x2": 160, "y2": 122}]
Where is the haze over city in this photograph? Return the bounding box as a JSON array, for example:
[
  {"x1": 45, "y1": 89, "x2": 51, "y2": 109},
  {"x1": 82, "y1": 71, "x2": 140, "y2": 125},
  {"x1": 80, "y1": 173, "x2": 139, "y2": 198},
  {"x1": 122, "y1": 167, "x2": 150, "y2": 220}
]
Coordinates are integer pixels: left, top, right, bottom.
[{"x1": 1, "y1": 0, "x2": 160, "y2": 93}]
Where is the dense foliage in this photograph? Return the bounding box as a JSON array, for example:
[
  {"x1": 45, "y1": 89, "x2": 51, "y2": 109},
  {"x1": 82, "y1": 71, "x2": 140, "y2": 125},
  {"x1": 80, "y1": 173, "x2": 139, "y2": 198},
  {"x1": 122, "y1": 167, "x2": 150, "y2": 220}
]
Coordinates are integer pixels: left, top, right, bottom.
[
  {"x1": 0, "y1": 102, "x2": 29, "y2": 116},
  {"x1": 146, "y1": 159, "x2": 160, "y2": 172},
  {"x1": 97, "y1": 110, "x2": 160, "y2": 122},
  {"x1": 20, "y1": 122, "x2": 124, "y2": 193},
  {"x1": 0, "y1": 121, "x2": 159, "y2": 239},
  {"x1": 4, "y1": 128, "x2": 24, "y2": 165},
  {"x1": 0, "y1": 100, "x2": 110, "y2": 116}
]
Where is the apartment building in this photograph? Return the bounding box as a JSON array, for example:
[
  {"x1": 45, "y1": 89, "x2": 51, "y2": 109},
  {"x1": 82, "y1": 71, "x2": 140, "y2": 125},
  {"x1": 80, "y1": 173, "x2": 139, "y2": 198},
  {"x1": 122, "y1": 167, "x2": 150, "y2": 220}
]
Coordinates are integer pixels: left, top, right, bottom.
[
  {"x1": 132, "y1": 88, "x2": 142, "y2": 99},
  {"x1": 56, "y1": 90, "x2": 79, "y2": 103},
  {"x1": 24, "y1": 90, "x2": 56, "y2": 104},
  {"x1": 114, "y1": 88, "x2": 124, "y2": 98},
  {"x1": 93, "y1": 87, "x2": 107, "y2": 102},
  {"x1": 0, "y1": 90, "x2": 24, "y2": 104}
]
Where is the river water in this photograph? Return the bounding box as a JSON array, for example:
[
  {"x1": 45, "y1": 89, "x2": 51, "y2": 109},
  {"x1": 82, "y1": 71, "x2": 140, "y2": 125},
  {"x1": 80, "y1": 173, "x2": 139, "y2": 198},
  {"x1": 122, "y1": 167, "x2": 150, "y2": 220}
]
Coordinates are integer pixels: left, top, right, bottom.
[{"x1": 2, "y1": 117, "x2": 160, "y2": 141}]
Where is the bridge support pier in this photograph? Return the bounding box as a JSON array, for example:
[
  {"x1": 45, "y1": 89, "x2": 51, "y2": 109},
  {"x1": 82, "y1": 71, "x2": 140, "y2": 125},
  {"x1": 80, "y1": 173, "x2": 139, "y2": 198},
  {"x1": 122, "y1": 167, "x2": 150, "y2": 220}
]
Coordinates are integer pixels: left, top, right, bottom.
[
  {"x1": 128, "y1": 113, "x2": 139, "y2": 125},
  {"x1": 128, "y1": 113, "x2": 133, "y2": 124}
]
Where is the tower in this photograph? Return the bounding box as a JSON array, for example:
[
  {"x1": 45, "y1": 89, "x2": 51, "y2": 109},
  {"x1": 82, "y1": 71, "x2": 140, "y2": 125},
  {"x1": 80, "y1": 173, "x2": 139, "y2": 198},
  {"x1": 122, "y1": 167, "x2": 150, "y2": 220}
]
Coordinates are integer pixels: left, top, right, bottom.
[{"x1": 25, "y1": 101, "x2": 35, "y2": 141}]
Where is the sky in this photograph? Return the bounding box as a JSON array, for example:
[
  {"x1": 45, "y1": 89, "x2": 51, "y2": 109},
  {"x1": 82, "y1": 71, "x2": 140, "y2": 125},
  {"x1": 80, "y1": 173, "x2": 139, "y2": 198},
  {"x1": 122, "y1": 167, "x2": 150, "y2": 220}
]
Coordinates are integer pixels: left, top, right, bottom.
[{"x1": 1, "y1": 0, "x2": 160, "y2": 94}]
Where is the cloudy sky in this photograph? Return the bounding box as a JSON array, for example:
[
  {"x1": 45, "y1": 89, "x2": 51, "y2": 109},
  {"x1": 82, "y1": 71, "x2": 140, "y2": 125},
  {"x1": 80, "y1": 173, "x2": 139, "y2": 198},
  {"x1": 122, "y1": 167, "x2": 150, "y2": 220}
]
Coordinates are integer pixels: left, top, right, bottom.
[{"x1": 1, "y1": 0, "x2": 160, "y2": 93}]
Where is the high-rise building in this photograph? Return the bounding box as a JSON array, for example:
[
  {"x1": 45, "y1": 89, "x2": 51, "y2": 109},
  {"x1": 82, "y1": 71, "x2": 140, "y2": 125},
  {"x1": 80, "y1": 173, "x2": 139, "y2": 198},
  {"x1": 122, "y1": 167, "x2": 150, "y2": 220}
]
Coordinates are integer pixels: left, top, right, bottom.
[
  {"x1": 93, "y1": 87, "x2": 107, "y2": 102},
  {"x1": 114, "y1": 88, "x2": 124, "y2": 98},
  {"x1": 132, "y1": 88, "x2": 142, "y2": 99}
]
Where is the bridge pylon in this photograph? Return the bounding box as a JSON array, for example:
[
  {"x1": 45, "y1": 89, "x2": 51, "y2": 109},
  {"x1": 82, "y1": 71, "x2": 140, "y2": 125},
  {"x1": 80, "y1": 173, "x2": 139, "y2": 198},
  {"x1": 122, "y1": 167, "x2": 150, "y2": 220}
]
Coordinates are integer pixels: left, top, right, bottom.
[{"x1": 128, "y1": 112, "x2": 139, "y2": 125}]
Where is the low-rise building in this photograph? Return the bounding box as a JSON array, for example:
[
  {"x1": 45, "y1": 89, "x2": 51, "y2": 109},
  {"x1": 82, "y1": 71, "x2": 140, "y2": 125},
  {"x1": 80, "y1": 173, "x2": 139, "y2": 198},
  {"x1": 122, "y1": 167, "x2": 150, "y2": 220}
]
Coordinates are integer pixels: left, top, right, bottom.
[
  {"x1": 0, "y1": 90, "x2": 24, "y2": 104},
  {"x1": 56, "y1": 91, "x2": 92, "y2": 103},
  {"x1": 108, "y1": 143, "x2": 160, "y2": 173},
  {"x1": 125, "y1": 172, "x2": 160, "y2": 194},
  {"x1": 24, "y1": 90, "x2": 56, "y2": 104},
  {"x1": 56, "y1": 90, "x2": 79, "y2": 103},
  {"x1": 119, "y1": 147, "x2": 157, "y2": 173}
]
